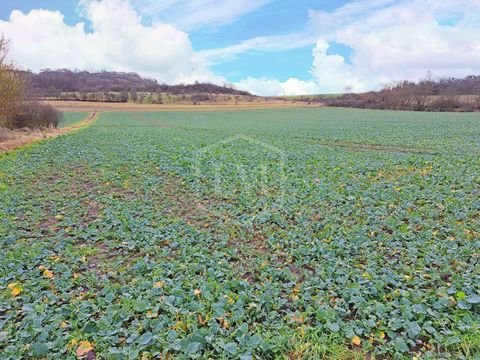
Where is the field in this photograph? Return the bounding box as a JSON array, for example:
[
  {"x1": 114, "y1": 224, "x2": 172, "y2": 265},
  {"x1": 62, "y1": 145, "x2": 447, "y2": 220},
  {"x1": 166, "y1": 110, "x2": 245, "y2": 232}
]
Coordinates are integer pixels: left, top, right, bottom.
[
  {"x1": 0, "y1": 113, "x2": 94, "y2": 153},
  {"x1": 1, "y1": 108, "x2": 479, "y2": 359},
  {"x1": 59, "y1": 113, "x2": 90, "y2": 128},
  {"x1": 46, "y1": 101, "x2": 319, "y2": 113}
]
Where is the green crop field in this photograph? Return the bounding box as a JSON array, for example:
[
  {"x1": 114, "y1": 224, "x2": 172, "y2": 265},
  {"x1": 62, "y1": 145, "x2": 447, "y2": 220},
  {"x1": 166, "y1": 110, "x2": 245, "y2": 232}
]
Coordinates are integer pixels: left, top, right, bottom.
[
  {"x1": 1, "y1": 108, "x2": 479, "y2": 359},
  {"x1": 59, "y1": 112, "x2": 90, "y2": 128}
]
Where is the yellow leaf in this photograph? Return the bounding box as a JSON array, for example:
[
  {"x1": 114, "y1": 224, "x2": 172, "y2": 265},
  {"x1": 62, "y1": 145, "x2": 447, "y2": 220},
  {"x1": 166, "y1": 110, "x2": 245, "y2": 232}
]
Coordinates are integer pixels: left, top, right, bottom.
[
  {"x1": 55, "y1": 214, "x2": 64, "y2": 220},
  {"x1": 43, "y1": 269, "x2": 54, "y2": 279},
  {"x1": 60, "y1": 321, "x2": 68, "y2": 329},
  {"x1": 141, "y1": 352, "x2": 151, "y2": 360},
  {"x1": 172, "y1": 321, "x2": 186, "y2": 331},
  {"x1": 153, "y1": 281, "x2": 164, "y2": 288},
  {"x1": 76, "y1": 341, "x2": 94, "y2": 358},
  {"x1": 299, "y1": 326, "x2": 306, "y2": 337},
  {"x1": 146, "y1": 310, "x2": 157, "y2": 318},
  {"x1": 73, "y1": 273, "x2": 80, "y2": 279},
  {"x1": 38, "y1": 265, "x2": 46, "y2": 271},
  {"x1": 194, "y1": 289, "x2": 202, "y2": 296},
  {"x1": 220, "y1": 318, "x2": 229, "y2": 329},
  {"x1": 352, "y1": 335, "x2": 361, "y2": 346},
  {"x1": 362, "y1": 272, "x2": 372, "y2": 280},
  {"x1": 7, "y1": 283, "x2": 22, "y2": 297},
  {"x1": 198, "y1": 314, "x2": 207, "y2": 325},
  {"x1": 292, "y1": 314, "x2": 304, "y2": 324},
  {"x1": 67, "y1": 339, "x2": 78, "y2": 350},
  {"x1": 379, "y1": 331, "x2": 385, "y2": 339}
]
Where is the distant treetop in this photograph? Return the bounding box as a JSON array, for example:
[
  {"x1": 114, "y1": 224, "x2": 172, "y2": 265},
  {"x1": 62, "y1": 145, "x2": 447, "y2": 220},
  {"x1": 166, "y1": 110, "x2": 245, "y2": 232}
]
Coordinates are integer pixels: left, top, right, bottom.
[{"x1": 20, "y1": 69, "x2": 251, "y2": 97}]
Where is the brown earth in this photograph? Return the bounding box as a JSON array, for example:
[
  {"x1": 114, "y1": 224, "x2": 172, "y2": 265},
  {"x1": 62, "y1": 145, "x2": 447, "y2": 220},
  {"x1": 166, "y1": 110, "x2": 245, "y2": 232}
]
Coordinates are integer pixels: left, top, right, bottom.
[{"x1": 46, "y1": 100, "x2": 323, "y2": 112}]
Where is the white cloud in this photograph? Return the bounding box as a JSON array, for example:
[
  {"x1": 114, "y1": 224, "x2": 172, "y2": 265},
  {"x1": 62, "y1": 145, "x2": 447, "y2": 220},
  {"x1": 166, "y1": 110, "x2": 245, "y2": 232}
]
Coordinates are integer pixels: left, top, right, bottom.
[
  {"x1": 307, "y1": 0, "x2": 480, "y2": 91},
  {"x1": 133, "y1": 0, "x2": 271, "y2": 31},
  {"x1": 2, "y1": 0, "x2": 480, "y2": 95},
  {"x1": 234, "y1": 77, "x2": 320, "y2": 97},
  {"x1": 310, "y1": 39, "x2": 368, "y2": 93},
  {"x1": 215, "y1": 0, "x2": 480, "y2": 95},
  {"x1": 0, "y1": 0, "x2": 223, "y2": 84},
  {"x1": 199, "y1": 33, "x2": 316, "y2": 63}
]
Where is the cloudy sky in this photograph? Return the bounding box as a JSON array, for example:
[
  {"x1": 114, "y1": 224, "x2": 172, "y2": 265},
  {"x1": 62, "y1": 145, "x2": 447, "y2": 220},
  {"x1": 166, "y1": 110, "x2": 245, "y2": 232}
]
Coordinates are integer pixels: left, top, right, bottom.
[{"x1": 1, "y1": 0, "x2": 479, "y2": 95}]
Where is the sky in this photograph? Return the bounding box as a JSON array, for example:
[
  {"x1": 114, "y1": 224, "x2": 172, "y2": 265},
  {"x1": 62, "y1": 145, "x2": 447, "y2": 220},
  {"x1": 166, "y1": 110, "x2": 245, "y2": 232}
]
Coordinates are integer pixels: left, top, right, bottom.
[{"x1": 0, "y1": 0, "x2": 479, "y2": 96}]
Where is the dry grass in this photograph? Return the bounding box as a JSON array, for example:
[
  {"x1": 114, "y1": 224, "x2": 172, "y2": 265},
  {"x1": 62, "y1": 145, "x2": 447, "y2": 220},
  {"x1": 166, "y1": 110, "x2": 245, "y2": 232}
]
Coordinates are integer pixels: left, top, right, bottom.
[
  {"x1": 0, "y1": 127, "x2": 12, "y2": 142},
  {"x1": 45, "y1": 100, "x2": 323, "y2": 112}
]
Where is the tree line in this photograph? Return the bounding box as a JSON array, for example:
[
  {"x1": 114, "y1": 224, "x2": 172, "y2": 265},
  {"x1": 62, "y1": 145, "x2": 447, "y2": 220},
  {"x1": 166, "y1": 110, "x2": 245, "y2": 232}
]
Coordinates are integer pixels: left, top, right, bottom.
[
  {"x1": 319, "y1": 75, "x2": 480, "y2": 112},
  {"x1": 0, "y1": 37, "x2": 61, "y2": 129},
  {"x1": 21, "y1": 69, "x2": 251, "y2": 102}
]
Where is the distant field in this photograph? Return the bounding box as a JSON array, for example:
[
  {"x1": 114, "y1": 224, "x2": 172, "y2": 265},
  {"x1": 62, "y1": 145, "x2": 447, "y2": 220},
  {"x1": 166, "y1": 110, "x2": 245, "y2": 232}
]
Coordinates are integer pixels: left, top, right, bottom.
[
  {"x1": 47, "y1": 100, "x2": 320, "y2": 113},
  {"x1": 1, "y1": 108, "x2": 479, "y2": 358},
  {"x1": 59, "y1": 112, "x2": 89, "y2": 128},
  {"x1": 276, "y1": 94, "x2": 343, "y2": 101}
]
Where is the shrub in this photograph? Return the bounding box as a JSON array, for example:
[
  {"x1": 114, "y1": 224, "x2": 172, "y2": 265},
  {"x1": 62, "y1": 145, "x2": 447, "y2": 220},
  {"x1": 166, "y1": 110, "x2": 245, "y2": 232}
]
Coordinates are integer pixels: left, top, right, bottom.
[
  {"x1": 0, "y1": 37, "x2": 23, "y2": 127},
  {"x1": 0, "y1": 127, "x2": 12, "y2": 142},
  {"x1": 8, "y1": 102, "x2": 62, "y2": 129},
  {"x1": 191, "y1": 94, "x2": 211, "y2": 103}
]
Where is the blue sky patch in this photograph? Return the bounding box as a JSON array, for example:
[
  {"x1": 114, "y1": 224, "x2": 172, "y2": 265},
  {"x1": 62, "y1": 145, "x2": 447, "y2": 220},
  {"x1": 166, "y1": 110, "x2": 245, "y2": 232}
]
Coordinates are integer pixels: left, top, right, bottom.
[
  {"x1": 211, "y1": 46, "x2": 314, "y2": 82},
  {"x1": 326, "y1": 42, "x2": 354, "y2": 65}
]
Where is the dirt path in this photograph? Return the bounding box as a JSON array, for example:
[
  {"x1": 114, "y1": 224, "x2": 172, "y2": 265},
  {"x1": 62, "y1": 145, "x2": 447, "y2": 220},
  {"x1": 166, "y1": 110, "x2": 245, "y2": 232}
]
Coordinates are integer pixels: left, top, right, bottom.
[{"x1": 0, "y1": 112, "x2": 98, "y2": 153}]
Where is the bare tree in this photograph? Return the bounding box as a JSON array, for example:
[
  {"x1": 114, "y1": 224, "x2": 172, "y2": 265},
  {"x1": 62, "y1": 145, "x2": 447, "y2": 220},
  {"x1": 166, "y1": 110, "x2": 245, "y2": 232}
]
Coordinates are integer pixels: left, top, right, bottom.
[{"x1": 0, "y1": 36, "x2": 23, "y2": 126}]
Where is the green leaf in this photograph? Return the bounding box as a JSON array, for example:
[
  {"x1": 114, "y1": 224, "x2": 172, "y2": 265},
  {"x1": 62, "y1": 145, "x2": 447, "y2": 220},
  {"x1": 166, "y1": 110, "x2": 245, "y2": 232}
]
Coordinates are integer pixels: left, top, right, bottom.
[
  {"x1": 186, "y1": 341, "x2": 201, "y2": 354},
  {"x1": 224, "y1": 342, "x2": 238, "y2": 355},
  {"x1": 138, "y1": 332, "x2": 153, "y2": 346},
  {"x1": 466, "y1": 294, "x2": 480, "y2": 304},
  {"x1": 394, "y1": 338, "x2": 409, "y2": 353},
  {"x1": 390, "y1": 318, "x2": 403, "y2": 331},
  {"x1": 31, "y1": 343, "x2": 49, "y2": 358},
  {"x1": 247, "y1": 334, "x2": 262, "y2": 347},
  {"x1": 83, "y1": 321, "x2": 98, "y2": 334},
  {"x1": 444, "y1": 336, "x2": 461, "y2": 346},
  {"x1": 134, "y1": 300, "x2": 148, "y2": 313},
  {"x1": 326, "y1": 322, "x2": 340, "y2": 332},
  {"x1": 406, "y1": 321, "x2": 421, "y2": 338},
  {"x1": 457, "y1": 301, "x2": 471, "y2": 310}
]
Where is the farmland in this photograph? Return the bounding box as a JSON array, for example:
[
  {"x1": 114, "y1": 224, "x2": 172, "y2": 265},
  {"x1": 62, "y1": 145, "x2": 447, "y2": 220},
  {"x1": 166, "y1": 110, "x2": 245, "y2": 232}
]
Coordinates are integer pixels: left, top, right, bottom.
[
  {"x1": 59, "y1": 113, "x2": 90, "y2": 128},
  {"x1": 1, "y1": 108, "x2": 479, "y2": 359}
]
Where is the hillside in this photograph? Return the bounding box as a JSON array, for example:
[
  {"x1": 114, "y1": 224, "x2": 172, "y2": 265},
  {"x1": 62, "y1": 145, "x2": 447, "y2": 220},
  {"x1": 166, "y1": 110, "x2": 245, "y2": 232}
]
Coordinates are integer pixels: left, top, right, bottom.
[{"x1": 20, "y1": 69, "x2": 252, "y2": 101}]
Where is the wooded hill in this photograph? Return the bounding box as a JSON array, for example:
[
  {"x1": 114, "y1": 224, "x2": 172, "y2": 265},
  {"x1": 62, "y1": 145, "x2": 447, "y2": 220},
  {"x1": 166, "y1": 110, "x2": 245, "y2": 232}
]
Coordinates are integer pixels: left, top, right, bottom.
[{"x1": 21, "y1": 69, "x2": 252, "y2": 101}]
